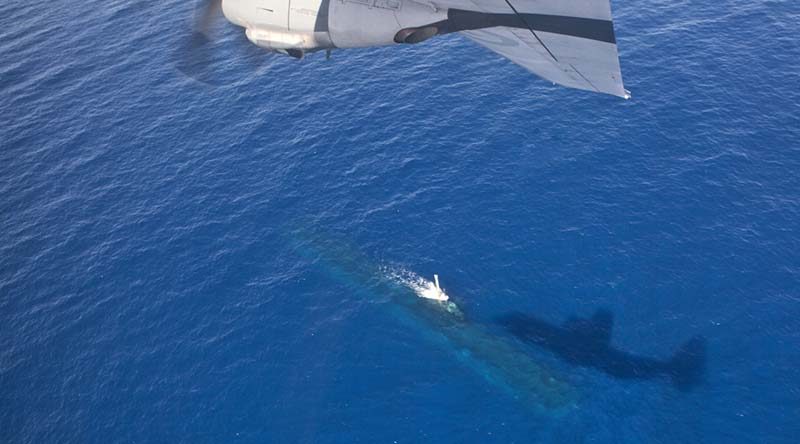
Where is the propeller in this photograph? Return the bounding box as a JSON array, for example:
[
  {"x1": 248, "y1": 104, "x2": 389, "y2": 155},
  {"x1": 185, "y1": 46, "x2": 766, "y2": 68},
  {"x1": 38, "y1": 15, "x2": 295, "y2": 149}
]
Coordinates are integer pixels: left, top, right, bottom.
[{"x1": 177, "y1": 0, "x2": 269, "y2": 85}]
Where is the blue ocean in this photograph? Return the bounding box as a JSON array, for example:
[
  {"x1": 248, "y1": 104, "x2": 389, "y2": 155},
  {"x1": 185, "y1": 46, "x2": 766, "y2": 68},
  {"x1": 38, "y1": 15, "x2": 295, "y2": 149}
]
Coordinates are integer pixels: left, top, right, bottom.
[{"x1": 2, "y1": 0, "x2": 799, "y2": 442}]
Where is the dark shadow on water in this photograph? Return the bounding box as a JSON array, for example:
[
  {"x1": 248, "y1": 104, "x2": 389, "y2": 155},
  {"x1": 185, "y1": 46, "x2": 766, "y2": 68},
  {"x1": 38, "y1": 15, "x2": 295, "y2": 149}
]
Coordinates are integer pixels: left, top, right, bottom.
[{"x1": 496, "y1": 309, "x2": 707, "y2": 390}]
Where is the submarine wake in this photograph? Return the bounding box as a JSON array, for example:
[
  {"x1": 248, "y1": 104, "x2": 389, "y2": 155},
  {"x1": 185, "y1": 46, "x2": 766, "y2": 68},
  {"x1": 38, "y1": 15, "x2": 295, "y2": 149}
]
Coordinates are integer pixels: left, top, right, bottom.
[{"x1": 383, "y1": 267, "x2": 450, "y2": 302}]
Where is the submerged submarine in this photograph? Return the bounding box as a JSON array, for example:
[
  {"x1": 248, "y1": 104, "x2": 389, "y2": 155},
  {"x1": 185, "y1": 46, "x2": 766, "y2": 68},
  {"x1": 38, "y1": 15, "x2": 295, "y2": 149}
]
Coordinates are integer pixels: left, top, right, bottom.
[{"x1": 289, "y1": 229, "x2": 578, "y2": 412}]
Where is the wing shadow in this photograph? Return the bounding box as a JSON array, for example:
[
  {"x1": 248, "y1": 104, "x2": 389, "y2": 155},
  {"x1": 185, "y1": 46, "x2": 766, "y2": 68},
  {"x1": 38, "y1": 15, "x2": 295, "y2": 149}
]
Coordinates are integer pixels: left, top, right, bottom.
[{"x1": 496, "y1": 309, "x2": 707, "y2": 390}]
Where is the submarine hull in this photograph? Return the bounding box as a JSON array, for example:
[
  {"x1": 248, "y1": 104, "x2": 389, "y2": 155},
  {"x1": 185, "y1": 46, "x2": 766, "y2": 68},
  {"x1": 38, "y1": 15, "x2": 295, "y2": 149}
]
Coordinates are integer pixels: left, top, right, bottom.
[{"x1": 290, "y1": 230, "x2": 578, "y2": 412}]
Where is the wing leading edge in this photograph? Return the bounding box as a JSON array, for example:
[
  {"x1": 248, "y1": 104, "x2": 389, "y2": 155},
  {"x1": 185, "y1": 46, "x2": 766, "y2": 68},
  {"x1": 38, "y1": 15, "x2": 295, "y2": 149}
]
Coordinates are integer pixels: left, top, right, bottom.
[{"x1": 444, "y1": 0, "x2": 628, "y2": 98}]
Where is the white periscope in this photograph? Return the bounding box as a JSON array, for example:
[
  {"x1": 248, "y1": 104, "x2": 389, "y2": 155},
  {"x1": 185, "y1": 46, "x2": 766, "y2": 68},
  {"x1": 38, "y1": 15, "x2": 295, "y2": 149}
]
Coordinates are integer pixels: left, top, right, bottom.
[
  {"x1": 384, "y1": 268, "x2": 464, "y2": 318},
  {"x1": 418, "y1": 274, "x2": 449, "y2": 302},
  {"x1": 416, "y1": 274, "x2": 464, "y2": 318}
]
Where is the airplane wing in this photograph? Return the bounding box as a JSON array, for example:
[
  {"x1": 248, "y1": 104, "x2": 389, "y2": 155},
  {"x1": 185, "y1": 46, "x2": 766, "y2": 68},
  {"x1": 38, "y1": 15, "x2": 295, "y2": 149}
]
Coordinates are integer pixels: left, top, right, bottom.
[{"x1": 435, "y1": 0, "x2": 628, "y2": 98}]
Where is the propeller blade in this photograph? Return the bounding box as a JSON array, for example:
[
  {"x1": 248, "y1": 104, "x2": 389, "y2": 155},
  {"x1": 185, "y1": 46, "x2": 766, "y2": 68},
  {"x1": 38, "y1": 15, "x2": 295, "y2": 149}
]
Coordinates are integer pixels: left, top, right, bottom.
[
  {"x1": 176, "y1": 0, "x2": 223, "y2": 84},
  {"x1": 177, "y1": 0, "x2": 269, "y2": 86},
  {"x1": 196, "y1": 0, "x2": 223, "y2": 37}
]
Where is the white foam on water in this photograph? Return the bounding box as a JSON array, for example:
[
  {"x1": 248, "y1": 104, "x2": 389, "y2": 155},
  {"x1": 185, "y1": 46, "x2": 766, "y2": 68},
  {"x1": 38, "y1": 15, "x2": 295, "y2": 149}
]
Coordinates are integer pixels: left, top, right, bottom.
[{"x1": 382, "y1": 266, "x2": 449, "y2": 301}]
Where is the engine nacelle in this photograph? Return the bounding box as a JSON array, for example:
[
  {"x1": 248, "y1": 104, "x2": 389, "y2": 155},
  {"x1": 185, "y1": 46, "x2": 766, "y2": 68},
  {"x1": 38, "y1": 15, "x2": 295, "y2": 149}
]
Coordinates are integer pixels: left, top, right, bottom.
[
  {"x1": 327, "y1": 0, "x2": 446, "y2": 48},
  {"x1": 245, "y1": 27, "x2": 330, "y2": 51},
  {"x1": 221, "y1": 0, "x2": 447, "y2": 53}
]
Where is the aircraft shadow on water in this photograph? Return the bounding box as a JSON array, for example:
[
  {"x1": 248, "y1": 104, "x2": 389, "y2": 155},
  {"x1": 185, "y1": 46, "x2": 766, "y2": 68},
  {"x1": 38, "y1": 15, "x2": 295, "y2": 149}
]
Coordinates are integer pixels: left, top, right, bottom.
[{"x1": 496, "y1": 309, "x2": 707, "y2": 390}]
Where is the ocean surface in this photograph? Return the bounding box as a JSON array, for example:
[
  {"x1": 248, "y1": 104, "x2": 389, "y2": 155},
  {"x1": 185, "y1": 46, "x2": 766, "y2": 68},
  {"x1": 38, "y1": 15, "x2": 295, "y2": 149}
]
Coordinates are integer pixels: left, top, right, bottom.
[{"x1": 2, "y1": 0, "x2": 799, "y2": 442}]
